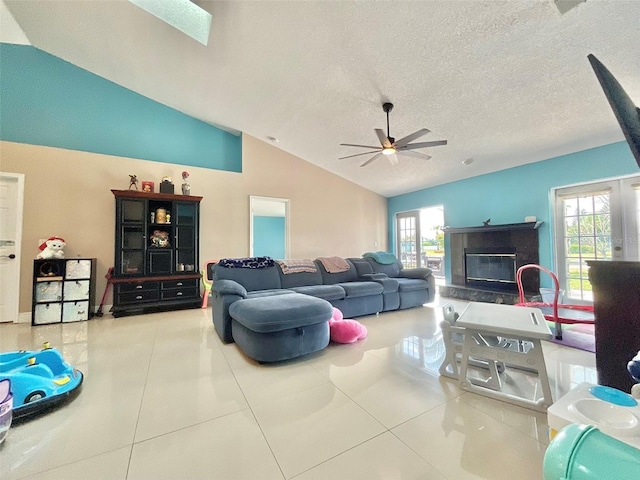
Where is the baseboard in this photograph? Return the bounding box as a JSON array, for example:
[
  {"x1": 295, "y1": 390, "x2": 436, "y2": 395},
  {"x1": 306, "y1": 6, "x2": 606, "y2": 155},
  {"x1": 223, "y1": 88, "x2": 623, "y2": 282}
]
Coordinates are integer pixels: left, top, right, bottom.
[{"x1": 16, "y1": 304, "x2": 110, "y2": 324}]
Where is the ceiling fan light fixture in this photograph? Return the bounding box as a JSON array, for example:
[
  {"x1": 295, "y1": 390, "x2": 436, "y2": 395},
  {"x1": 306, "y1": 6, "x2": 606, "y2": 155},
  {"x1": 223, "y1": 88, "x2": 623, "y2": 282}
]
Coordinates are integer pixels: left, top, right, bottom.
[{"x1": 382, "y1": 147, "x2": 396, "y2": 155}]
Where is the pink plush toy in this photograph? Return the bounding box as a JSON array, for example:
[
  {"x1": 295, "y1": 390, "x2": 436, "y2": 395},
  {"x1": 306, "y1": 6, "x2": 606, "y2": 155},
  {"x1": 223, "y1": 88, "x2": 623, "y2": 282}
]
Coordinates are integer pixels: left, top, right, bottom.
[{"x1": 328, "y1": 308, "x2": 367, "y2": 344}]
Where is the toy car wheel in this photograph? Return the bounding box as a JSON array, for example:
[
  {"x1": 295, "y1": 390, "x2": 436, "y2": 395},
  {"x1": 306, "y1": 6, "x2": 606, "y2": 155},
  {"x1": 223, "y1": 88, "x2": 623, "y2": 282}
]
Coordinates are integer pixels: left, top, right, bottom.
[{"x1": 25, "y1": 391, "x2": 46, "y2": 403}]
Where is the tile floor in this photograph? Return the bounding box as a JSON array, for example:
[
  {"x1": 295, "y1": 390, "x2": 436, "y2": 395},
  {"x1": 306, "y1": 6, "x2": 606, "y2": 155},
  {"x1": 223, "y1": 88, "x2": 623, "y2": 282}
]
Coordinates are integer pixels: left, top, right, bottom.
[{"x1": 0, "y1": 296, "x2": 597, "y2": 479}]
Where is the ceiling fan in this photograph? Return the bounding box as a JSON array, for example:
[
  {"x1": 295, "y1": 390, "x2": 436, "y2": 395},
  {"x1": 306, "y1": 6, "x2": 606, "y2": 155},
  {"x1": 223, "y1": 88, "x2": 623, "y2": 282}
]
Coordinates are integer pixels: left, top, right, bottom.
[{"x1": 340, "y1": 103, "x2": 448, "y2": 167}]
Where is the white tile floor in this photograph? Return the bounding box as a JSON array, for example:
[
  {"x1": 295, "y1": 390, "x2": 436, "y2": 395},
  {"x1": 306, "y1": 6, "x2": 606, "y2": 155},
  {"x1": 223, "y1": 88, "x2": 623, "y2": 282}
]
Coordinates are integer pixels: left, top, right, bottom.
[{"x1": 0, "y1": 296, "x2": 597, "y2": 480}]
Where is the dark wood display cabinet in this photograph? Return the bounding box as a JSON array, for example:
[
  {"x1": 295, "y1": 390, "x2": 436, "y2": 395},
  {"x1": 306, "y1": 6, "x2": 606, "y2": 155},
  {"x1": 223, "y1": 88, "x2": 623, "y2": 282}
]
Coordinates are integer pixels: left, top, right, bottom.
[{"x1": 111, "y1": 189, "x2": 202, "y2": 317}]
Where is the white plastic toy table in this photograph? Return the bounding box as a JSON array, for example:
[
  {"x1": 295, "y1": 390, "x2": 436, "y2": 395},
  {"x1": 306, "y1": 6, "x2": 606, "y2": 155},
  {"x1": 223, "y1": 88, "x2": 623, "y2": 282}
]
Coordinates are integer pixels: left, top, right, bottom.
[{"x1": 456, "y1": 302, "x2": 553, "y2": 412}]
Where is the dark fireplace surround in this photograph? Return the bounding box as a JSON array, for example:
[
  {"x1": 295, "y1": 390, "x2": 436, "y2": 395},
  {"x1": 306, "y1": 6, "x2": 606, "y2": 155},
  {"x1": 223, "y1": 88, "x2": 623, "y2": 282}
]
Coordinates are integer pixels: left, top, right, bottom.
[{"x1": 446, "y1": 222, "x2": 541, "y2": 295}]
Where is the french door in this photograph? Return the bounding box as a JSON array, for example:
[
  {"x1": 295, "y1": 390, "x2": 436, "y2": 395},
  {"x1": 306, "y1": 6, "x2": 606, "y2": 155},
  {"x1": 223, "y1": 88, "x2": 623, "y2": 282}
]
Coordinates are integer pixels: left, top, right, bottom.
[
  {"x1": 395, "y1": 206, "x2": 445, "y2": 272},
  {"x1": 554, "y1": 175, "x2": 640, "y2": 301},
  {"x1": 396, "y1": 211, "x2": 421, "y2": 268}
]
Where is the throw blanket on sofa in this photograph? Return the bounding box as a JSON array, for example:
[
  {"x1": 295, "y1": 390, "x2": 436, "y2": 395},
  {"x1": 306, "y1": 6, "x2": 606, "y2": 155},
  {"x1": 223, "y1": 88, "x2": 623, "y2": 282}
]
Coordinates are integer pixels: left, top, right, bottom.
[
  {"x1": 317, "y1": 256, "x2": 350, "y2": 273},
  {"x1": 363, "y1": 251, "x2": 398, "y2": 264},
  {"x1": 218, "y1": 257, "x2": 275, "y2": 269},
  {"x1": 276, "y1": 259, "x2": 318, "y2": 274}
]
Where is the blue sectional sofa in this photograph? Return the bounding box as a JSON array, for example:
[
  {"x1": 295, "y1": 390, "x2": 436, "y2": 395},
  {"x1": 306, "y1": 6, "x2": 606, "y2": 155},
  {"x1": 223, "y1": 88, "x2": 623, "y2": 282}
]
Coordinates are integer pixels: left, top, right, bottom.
[{"x1": 210, "y1": 256, "x2": 435, "y2": 361}]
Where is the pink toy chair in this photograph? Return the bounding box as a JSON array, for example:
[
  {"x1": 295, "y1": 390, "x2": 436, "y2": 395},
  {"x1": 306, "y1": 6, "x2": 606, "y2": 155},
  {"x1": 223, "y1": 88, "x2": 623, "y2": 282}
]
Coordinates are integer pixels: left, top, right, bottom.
[{"x1": 515, "y1": 264, "x2": 594, "y2": 340}]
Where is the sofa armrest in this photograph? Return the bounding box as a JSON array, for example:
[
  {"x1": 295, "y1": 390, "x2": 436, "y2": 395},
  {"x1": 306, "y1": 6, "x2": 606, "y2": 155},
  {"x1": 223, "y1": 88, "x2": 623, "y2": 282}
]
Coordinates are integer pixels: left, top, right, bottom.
[
  {"x1": 212, "y1": 279, "x2": 247, "y2": 298},
  {"x1": 360, "y1": 273, "x2": 399, "y2": 293},
  {"x1": 360, "y1": 273, "x2": 389, "y2": 280},
  {"x1": 399, "y1": 268, "x2": 433, "y2": 280}
]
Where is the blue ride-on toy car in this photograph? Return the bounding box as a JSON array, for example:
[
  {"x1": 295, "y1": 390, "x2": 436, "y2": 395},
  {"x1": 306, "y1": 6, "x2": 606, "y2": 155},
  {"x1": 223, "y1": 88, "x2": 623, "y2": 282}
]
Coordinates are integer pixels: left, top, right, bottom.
[{"x1": 0, "y1": 343, "x2": 83, "y2": 420}]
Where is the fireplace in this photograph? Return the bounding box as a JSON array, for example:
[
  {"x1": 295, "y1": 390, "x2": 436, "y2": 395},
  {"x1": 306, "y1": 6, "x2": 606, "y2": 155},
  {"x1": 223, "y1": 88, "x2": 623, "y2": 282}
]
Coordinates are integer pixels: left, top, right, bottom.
[
  {"x1": 464, "y1": 248, "x2": 517, "y2": 292},
  {"x1": 444, "y1": 221, "x2": 541, "y2": 298}
]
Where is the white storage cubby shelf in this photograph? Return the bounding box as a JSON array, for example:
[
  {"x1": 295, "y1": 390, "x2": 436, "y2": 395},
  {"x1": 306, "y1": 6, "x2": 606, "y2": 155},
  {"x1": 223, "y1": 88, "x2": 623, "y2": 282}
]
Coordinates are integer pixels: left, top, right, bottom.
[{"x1": 32, "y1": 258, "x2": 97, "y2": 326}]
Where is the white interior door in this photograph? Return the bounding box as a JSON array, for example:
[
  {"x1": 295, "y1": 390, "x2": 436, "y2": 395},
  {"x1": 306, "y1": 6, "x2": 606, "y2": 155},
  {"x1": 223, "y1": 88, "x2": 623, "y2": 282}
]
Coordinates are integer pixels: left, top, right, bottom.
[{"x1": 0, "y1": 172, "x2": 24, "y2": 323}]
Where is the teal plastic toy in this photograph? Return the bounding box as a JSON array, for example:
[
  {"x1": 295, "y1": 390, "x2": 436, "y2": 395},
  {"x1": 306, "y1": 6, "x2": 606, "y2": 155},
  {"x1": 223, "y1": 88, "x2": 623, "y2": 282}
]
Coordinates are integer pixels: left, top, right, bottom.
[{"x1": 544, "y1": 424, "x2": 640, "y2": 480}]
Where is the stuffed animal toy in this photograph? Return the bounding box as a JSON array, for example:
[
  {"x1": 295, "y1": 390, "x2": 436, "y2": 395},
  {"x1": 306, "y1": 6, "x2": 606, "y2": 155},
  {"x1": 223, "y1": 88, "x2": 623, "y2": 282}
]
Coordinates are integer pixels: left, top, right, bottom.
[
  {"x1": 36, "y1": 237, "x2": 66, "y2": 259},
  {"x1": 328, "y1": 307, "x2": 367, "y2": 344}
]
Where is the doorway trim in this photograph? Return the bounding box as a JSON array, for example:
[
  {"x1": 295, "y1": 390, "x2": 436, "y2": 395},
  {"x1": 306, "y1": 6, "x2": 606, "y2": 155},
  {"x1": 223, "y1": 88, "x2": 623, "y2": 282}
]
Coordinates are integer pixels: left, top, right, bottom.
[
  {"x1": 0, "y1": 172, "x2": 25, "y2": 323},
  {"x1": 249, "y1": 195, "x2": 290, "y2": 259}
]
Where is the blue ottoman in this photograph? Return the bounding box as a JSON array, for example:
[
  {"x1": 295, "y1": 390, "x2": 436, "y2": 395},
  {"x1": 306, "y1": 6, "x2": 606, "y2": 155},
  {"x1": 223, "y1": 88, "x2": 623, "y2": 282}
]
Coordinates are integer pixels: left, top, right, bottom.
[{"x1": 229, "y1": 293, "x2": 333, "y2": 363}]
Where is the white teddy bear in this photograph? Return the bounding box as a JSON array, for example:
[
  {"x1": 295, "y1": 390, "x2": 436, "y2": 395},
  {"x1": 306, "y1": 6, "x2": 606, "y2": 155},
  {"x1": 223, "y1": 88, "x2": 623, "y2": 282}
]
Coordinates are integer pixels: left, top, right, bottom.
[{"x1": 37, "y1": 237, "x2": 66, "y2": 259}]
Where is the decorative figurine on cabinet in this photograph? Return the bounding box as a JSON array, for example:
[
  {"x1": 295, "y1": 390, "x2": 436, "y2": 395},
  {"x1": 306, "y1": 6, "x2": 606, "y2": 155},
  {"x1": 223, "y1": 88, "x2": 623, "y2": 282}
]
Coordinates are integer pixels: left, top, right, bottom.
[
  {"x1": 181, "y1": 171, "x2": 191, "y2": 195},
  {"x1": 150, "y1": 230, "x2": 170, "y2": 248},
  {"x1": 160, "y1": 176, "x2": 174, "y2": 194},
  {"x1": 36, "y1": 237, "x2": 66, "y2": 259},
  {"x1": 128, "y1": 175, "x2": 139, "y2": 190}
]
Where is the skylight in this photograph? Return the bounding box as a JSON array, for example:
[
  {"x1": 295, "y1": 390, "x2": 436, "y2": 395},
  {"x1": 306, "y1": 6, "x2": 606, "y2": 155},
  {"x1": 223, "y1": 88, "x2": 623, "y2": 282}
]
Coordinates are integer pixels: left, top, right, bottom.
[{"x1": 129, "y1": 0, "x2": 212, "y2": 46}]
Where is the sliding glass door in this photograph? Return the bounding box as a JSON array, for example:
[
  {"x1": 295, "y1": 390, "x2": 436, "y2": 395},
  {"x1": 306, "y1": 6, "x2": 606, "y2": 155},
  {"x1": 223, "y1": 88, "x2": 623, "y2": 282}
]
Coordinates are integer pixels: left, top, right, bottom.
[{"x1": 554, "y1": 175, "x2": 640, "y2": 301}]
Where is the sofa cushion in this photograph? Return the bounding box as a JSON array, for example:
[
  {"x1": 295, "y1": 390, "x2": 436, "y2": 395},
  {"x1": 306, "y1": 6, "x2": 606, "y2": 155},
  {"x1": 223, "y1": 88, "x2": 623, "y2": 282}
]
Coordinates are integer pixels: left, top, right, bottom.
[
  {"x1": 396, "y1": 278, "x2": 430, "y2": 292},
  {"x1": 214, "y1": 263, "x2": 281, "y2": 292},
  {"x1": 362, "y1": 276, "x2": 399, "y2": 293},
  {"x1": 276, "y1": 263, "x2": 323, "y2": 289},
  {"x1": 348, "y1": 257, "x2": 375, "y2": 276},
  {"x1": 229, "y1": 293, "x2": 333, "y2": 333},
  {"x1": 290, "y1": 284, "x2": 346, "y2": 301},
  {"x1": 400, "y1": 267, "x2": 433, "y2": 279},
  {"x1": 246, "y1": 289, "x2": 295, "y2": 299},
  {"x1": 364, "y1": 257, "x2": 403, "y2": 277},
  {"x1": 315, "y1": 258, "x2": 359, "y2": 284},
  {"x1": 339, "y1": 281, "x2": 384, "y2": 298}
]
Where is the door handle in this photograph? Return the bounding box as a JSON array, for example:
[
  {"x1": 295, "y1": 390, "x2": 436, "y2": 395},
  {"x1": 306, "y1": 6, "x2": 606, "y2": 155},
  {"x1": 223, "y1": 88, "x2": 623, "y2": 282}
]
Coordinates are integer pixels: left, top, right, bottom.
[{"x1": 0, "y1": 254, "x2": 16, "y2": 259}]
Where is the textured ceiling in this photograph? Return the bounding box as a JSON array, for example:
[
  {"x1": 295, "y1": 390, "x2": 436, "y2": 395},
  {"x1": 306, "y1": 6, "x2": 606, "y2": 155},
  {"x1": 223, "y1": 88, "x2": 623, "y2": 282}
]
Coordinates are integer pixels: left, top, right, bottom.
[{"x1": 3, "y1": 0, "x2": 640, "y2": 197}]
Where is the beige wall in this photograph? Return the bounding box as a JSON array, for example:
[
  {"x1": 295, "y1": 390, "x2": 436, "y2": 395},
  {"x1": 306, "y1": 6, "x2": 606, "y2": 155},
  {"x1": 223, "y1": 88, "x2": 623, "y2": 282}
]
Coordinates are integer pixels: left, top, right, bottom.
[{"x1": 1, "y1": 135, "x2": 387, "y2": 314}]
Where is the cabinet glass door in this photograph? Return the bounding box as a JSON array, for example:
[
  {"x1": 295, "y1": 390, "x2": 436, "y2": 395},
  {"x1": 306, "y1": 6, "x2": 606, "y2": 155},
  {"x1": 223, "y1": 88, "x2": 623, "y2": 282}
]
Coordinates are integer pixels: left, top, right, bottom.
[
  {"x1": 122, "y1": 199, "x2": 145, "y2": 222},
  {"x1": 119, "y1": 199, "x2": 145, "y2": 276},
  {"x1": 175, "y1": 202, "x2": 197, "y2": 272}
]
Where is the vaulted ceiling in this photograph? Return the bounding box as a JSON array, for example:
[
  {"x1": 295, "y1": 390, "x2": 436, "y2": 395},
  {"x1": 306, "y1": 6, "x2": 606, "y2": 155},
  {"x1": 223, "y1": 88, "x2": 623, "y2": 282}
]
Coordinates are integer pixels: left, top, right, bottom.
[{"x1": 3, "y1": 0, "x2": 640, "y2": 197}]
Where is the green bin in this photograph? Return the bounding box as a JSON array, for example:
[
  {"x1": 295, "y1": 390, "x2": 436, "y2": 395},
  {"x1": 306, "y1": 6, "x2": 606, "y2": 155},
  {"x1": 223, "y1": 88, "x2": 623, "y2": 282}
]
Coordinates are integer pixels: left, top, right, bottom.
[{"x1": 543, "y1": 424, "x2": 640, "y2": 480}]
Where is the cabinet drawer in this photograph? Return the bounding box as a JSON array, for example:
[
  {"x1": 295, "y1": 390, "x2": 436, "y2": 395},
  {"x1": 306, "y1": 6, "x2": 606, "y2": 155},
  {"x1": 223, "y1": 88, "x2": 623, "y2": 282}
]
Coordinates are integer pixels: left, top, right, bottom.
[
  {"x1": 64, "y1": 280, "x2": 90, "y2": 301},
  {"x1": 63, "y1": 301, "x2": 90, "y2": 322},
  {"x1": 118, "y1": 290, "x2": 160, "y2": 304},
  {"x1": 161, "y1": 287, "x2": 198, "y2": 300},
  {"x1": 116, "y1": 281, "x2": 159, "y2": 293},
  {"x1": 65, "y1": 259, "x2": 92, "y2": 279},
  {"x1": 162, "y1": 279, "x2": 198, "y2": 289},
  {"x1": 34, "y1": 303, "x2": 62, "y2": 325},
  {"x1": 35, "y1": 281, "x2": 63, "y2": 303}
]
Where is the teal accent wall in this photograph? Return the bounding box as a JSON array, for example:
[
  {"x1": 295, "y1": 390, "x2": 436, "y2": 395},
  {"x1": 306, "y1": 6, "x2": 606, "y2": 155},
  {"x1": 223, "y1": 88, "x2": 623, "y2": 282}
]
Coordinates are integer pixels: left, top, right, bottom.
[
  {"x1": 388, "y1": 142, "x2": 638, "y2": 282},
  {"x1": 253, "y1": 216, "x2": 285, "y2": 259},
  {"x1": 0, "y1": 43, "x2": 241, "y2": 171}
]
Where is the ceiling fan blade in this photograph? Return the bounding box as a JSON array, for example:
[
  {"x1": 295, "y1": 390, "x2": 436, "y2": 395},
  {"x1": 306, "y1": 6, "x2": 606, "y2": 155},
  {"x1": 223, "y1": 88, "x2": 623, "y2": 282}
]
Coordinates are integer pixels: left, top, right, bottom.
[
  {"x1": 339, "y1": 143, "x2": 383, "y2": 149},
  {"x1": 339, "y1": 150, "x2": 381, "y2": 160},
  {"x1": 375, "y1": 129, "x2": 392, "y2": 148},
  {"x1": 398, "y1": 150, "x2": 432, "y2": 160},
  {"x1": 394, "y1": 128, "x2": 430, "y2": 147},
  {"x1": 360, "y1": 153, "x2": 382, "y2": 167},
  {"x1": 387, "y1": 153, "x2": 399, "y2": 166},
  {"x1": 400, "y1": 140, "x2": 448, "y2": 149}
]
